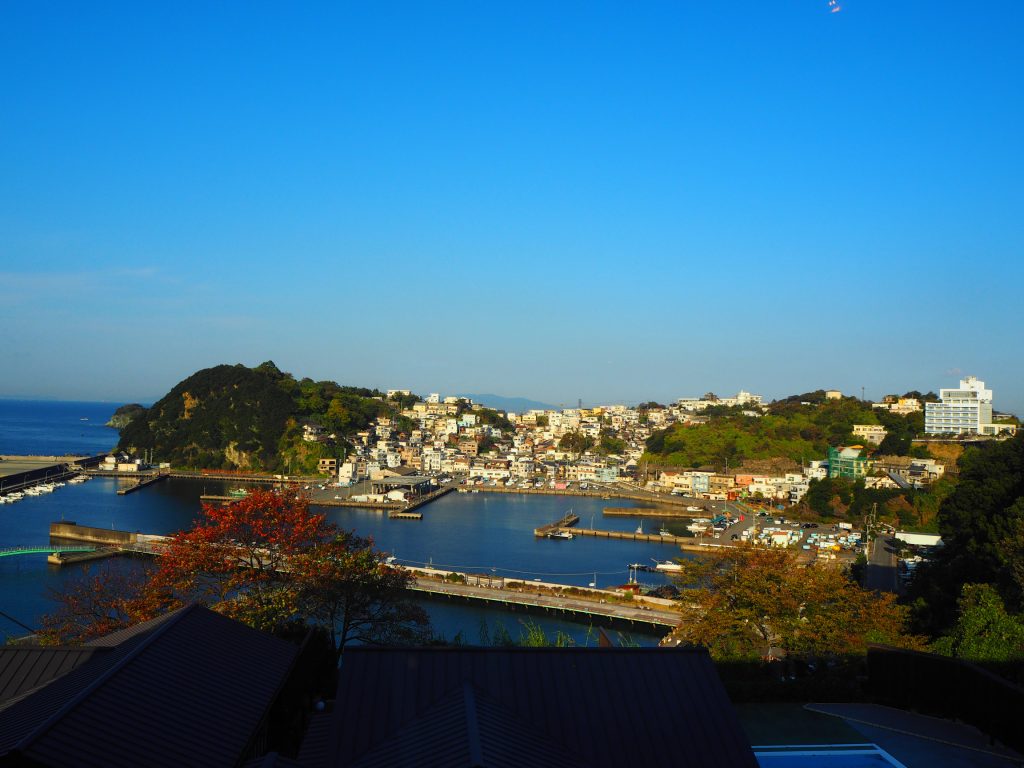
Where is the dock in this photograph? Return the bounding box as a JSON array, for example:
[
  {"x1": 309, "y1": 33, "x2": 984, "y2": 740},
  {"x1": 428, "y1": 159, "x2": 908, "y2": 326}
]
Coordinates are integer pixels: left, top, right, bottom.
[
  {"x1": 406, "y1": 573, "x2": 680, "y2": 629},
  {"x1": 116, "y1": 472, "x2": 169, "y2": 495},
  {"x1": 534, "y1": 511, "x2": 581, "y2": 537},
  {"x1": 556, "y1": 526, "x2": 690, "y2": 546},
  {"x1": 1, "y1": 454, "x2": 106, "y2": 495},
  {"x1": 549, "y1": 525, "x2": 742, "y2": 555},
  {"x1": 603, "y1": 506, "x2": 707, "y2": 518},
  {"x1": 388, "y1": 511, "x2": 422, "y2": 520}
]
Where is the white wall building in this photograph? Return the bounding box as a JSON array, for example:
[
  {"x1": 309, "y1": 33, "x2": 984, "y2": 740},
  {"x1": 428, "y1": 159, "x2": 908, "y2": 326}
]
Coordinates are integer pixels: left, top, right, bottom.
[{"x1": 925, "y1": 376, "x2": 1005, "y2": 435}]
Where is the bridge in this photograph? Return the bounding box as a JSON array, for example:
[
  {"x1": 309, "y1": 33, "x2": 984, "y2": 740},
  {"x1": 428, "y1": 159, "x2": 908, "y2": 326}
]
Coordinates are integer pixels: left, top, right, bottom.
[{"x1": 0, "y1": 545, "x2": 98, "y2": 558}]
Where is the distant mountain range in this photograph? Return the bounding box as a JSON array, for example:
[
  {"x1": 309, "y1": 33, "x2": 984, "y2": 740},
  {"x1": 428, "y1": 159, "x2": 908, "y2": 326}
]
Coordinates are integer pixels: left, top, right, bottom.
[{"x1": 458, "y1": 393, "x2": 560, "y2": 413}]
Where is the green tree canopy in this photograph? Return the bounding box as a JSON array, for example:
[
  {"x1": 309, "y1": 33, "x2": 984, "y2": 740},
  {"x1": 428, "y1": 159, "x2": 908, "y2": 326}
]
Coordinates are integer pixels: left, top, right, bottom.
[
  {"x1": 909, "y1": 433, "x2": 1024, "y2": 635},
  {"x1": 932, "y1": 584, "x2": 1024, "y2": 663}
]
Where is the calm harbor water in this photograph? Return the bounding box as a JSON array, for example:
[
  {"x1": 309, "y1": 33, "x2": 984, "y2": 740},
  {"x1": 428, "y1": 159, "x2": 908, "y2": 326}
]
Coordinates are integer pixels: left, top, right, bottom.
[{"x1": 0, "y1": 400, "x2": 675, "y2": 645}]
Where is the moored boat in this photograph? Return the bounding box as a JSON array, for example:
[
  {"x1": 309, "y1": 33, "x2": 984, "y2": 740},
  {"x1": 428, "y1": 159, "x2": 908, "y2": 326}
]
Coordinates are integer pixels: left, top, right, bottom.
[{"x1": 653, "y1": 558, "x2": 683, "y2": 572}]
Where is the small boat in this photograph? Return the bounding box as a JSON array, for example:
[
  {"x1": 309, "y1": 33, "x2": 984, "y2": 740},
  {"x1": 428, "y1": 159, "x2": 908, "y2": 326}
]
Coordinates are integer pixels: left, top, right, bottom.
[
  {"x1": 228, "y1": 488, "x2": 249, "y2": 498},
  {"x1": 548, "y1": 530, "x2": 574, "y2": 540},
  {"x1": 629, "y1": 562, "x2": 657, "y2": 573},
  {"x1": 686, "y1": 505, "x2": 702, "y2": 512},
  {"x1": 635, "y1": 521, "x2": 644, "y2": 535},
  {"x1": 653, "y1": 559, "x2": 683, "y2": 572},
  {"x1": 659, "y1": 527, "x2": 671, "y2": 537}
]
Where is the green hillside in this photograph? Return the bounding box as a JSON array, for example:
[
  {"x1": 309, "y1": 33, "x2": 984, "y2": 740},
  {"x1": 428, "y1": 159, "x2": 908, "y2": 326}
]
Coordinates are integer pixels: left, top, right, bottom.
[
  {"x1": 117, "y1": 361, "x2": 406, "y2": 473},
  {"x1": 644, "y1": 392, "x2": 924, "y2": 468}
]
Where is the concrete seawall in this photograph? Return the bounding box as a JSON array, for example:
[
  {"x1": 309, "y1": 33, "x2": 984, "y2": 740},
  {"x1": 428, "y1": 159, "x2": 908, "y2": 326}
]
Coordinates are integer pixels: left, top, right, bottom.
[{"x1": 50, "y1": 522, "x2": 138, "y2": 546}]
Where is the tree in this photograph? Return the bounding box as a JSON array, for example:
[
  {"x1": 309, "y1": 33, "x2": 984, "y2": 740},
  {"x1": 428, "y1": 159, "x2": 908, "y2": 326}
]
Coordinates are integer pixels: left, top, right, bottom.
[
  {"x1": 148, "y1": 490, "x2": 333, "y2": 630},
  {"x1": 668, "y1": 546, "x2": 918, "y2": 660},
  {"x1": 41, "y1": 490, "x2": 429, "y2": 654},
  {"x1": 558, "y1": 431, "x2": 594, "y2": 457},
  {"x1": 39, "y1": 564, "x2": 161, "y2": 645},
  {"x1": 931, "y1": 584, "x2": 1024, "y2": 663},
  {"x1": 292, "y1": 532, "x2": 429, "y2": 662},
  {"x1": 909, "y1": 432, "x2": 1024, "y2": 634},
  {"x1": 596, "y1": 431, "x2": 626, "y2": 455}
]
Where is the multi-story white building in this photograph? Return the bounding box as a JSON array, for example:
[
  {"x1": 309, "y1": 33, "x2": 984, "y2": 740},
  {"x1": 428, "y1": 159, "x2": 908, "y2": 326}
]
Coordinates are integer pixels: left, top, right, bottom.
[
  {"x1": 925, "y1": 376, "x2": 1005, "y2": 435},
  {"x1": 853, "y1": 424, "x2": 888, "y2": 445}
]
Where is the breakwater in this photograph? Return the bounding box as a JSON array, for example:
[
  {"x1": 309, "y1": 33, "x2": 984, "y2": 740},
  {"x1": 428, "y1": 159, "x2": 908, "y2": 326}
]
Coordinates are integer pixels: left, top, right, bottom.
[
  {"x1": 603, "y1": 506, "x2": 707, "y2": 518},
  {"x1": 476, "y1": 485, "x2": 704, "y2": 507}
]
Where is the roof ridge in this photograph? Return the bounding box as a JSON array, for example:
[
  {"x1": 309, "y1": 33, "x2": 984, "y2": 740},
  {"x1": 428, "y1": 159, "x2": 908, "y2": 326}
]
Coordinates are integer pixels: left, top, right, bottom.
[{"x1": 13, "y1": 604, "x2": 200, "y2": 752}]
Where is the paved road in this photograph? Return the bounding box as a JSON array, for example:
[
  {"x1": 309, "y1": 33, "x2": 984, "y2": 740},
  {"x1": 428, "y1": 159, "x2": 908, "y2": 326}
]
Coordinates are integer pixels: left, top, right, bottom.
[{"x1": 866, "y1": 534, "x2": 898, "y2": 592}]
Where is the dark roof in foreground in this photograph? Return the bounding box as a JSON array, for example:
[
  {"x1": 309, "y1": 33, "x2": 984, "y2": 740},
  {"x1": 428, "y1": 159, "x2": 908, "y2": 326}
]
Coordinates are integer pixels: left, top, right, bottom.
[
  {"x1": 0, "y1": 604, "x2": 301, "y2": 768},
  {"x1": 313, "y1": 647, "x2": 758, "y2": 768},
  {"x1": 0, "y1": 646, "x2": 101, "y2": 710}
]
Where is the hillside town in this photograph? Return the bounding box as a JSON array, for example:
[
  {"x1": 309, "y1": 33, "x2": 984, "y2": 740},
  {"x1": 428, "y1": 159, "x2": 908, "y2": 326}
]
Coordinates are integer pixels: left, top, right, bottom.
[{"x1": 314, "y1": 376, "x2": 1016, "y2": 508}]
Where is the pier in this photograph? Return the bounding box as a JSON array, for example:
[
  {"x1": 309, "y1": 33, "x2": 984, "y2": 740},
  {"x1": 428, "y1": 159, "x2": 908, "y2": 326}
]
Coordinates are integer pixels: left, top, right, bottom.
[
  {"x1": 1, "y1": 454, "x2": 106, "y2": 495},
  {"x1": 477, "y1": 485, "x2": 704, "y2": 508},
  {"x1": 603, "y1": 506, "x2": 707, "y2": 519},
  {"x1": 534, "y1": 511, "x2": 581, "y2": 537},
  {"x1": 405, "y1": 571, "x2": 680, "y2": 629},
  {"x1": 116, "y1": 471, "x2": 169, "y2": 495},
  {"x1": 552, "y1": 526, "x2": 690, "y2": 546}
]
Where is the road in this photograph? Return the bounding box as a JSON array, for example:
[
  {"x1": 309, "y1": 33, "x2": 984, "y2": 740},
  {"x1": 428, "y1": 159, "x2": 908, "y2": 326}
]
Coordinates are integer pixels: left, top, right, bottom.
[{"x1": 865, "y1": 534, "x2": 898, "y2": 592}]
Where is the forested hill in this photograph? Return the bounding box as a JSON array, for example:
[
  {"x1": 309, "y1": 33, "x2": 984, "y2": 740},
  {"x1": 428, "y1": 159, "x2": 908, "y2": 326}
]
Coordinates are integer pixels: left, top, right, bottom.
[
  {"x1": 643, "y1": 392, "x2": 926, "y2": 468},
  {"x1": 117, "y1": 361, "x2": 406, "y2": 472}
]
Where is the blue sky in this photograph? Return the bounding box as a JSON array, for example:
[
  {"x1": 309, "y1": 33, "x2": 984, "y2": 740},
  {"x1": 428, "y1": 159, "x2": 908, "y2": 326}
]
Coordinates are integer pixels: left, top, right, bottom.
[{"x1": 2, "y1": 2, "x2": 1022, "y2": 413}]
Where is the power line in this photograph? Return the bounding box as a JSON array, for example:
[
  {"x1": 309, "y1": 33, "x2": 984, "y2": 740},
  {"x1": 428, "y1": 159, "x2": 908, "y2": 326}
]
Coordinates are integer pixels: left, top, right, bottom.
[{"x1": 0, "y1": 610, "x2": 36, "y2": 633}]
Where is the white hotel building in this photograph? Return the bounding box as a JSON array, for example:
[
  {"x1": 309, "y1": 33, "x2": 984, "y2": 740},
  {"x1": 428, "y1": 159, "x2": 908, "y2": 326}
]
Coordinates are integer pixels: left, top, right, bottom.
[{"x1": 924, "y1": 376, "x2": 1011, "y2": 436}]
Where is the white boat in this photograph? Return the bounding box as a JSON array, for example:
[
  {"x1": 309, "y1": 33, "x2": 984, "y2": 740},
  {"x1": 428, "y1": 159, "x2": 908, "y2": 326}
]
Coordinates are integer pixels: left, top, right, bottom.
[
  {"x1": 635, "y1": 521, "x2": 644, "y2": 534},
  {"x1": 653, "y1": 559, "x2": 683, "y2": 572},
  {"x1": 659, "y1": 527, "x2": 671, "y2": 536},
  {"x1": 686, "y1": 505, "x2": 702, "y2": 512},
  {"x1": 548, "y1": 531, "x2": 574, "y2": 540}
]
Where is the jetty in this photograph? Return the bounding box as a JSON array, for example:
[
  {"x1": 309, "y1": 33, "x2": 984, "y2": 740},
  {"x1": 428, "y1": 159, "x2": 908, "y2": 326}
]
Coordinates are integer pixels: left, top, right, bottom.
[
  {"x1": 1, "y1": 454, "x2": 106, "y2": 495},
  {"x1": 477, "y1": 485, "x2": 703, "y2": 507},
  {"x1": 387, "y1": 511, "x2": 422, "y2": 520},
  {"x1": 116, "y1": 471, "x2": 169, "y2": 495},
  {"x1": 603, "y1": 506, "x2": 708, "y2": 519},
  {"x1": 404, "y1": 568, "x2": 680, "y2": 629},
  {"x1": 533, "y1": 511, "x2": 581, "y2": 537}
]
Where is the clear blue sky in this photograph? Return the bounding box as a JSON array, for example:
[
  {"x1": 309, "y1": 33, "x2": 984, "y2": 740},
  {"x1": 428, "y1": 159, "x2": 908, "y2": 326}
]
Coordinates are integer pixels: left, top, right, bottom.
[{"x1": 2, "y1": 2, "x2": 1022, "y2": 413}]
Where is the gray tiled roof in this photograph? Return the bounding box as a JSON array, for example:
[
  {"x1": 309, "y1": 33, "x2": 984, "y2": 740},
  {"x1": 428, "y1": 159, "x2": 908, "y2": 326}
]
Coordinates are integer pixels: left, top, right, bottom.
[
  {"x1": 0, "y1": 604, "x2": 300, "y2": 768},
  {"x1": 0, "y1": 646, "x2": 101, "y2": 709},
  {"x1": 321, "y1": 647, "x2": 758, "y2": 768}
]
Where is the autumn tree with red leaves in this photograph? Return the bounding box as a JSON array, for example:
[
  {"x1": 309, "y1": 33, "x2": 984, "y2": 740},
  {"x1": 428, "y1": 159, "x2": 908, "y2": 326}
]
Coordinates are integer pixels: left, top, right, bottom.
[
  {"x1": 668, "y1": 545, "x2": 922, "y2": 660},
  {"x1": 41, "y1": 489, "x2": 428, "y2": 655},
  {"x1": 39, "y1": 565, "x2": 160, "y2": 645}
]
